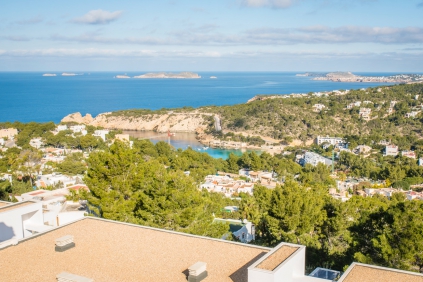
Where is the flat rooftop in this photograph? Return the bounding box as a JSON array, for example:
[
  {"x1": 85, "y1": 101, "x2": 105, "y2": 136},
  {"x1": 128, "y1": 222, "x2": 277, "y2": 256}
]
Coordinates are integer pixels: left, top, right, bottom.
[
  {"x1": 0, "y1": 201, "x2": 36, "y2": 213},
  {"x1": 256, "y1": 245, "x2": 298, "y2": 271},
  {"x1": 0, "y1": 217, "x2": 269, "y2": 282},
  {"x1": 340, "y1": 263, "x2": 423, "y2": 282},
  {"x1": 0, "y1": 201, "x2": 11, "y2": 208}
]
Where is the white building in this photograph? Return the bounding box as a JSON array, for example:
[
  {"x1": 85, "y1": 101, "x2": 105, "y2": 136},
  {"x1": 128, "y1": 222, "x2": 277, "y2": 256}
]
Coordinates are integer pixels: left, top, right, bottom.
[
  {"x1": 347, "y1": 101, "x2": 361, "y2": 109},
  {"x1": 354, "y1": 145, "x2": 372, "y2": 155},
  {"x1": 316, "y1": 136, "x2": 346, "y2": 146},
  {"x1": 312, "y1": 104, "x2": 326, "y2": 112},
  {"x1": 29, "y1": 137, "x2": 44, "y2": 149},
  {"x1": 0, "y1": 201, "x2": 49, "y2": 243},
  {"x1": 300, "y1": 152, "x2": 333, "y2": 167},
  {"x1": 401, "y1": 150, "x2": 416, "y2": 159},
  {"x1": 93, "y1": 129, "x2": 110, "y2": 141},
  {"x1": 384, "y1": 145, "x2": 398, "y2": 157},
  {"x1": 200, "y1": 175, "x2": 254, "y2": 197},
  {"x1": 405, "y1": 111, "x2": 420, "y2": 118},
  {"x1": 69, "y1": 125, "x2": 87, "y2": 135},
  {"x1": 233, "y1": 219, "x2": 255, "y2": 243},
  {"x1": 36, "y1": 173, "x2": 81, "y2": 188},
  {"x1": 359, "y1": 108, "x2": 372, "y2": 121},
  {"x1": 0, "y1": 128, "x2": 18, "y2": 139},
  {"x1": 56, "y1": 125, "x2": 68, "y2": 131},
  {"x1": 1, "y1": 216, "x2": 422, "y2": 281}
]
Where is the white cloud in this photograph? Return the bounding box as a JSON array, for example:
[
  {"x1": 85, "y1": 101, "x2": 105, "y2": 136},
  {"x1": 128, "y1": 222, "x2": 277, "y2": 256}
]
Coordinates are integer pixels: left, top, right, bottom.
[
  {"x1": 244, "y1": 26, "x2": 423, "y2": 44},
  {"x1": 48, "y1": 25, "x2": 423, "y2": 46},
  {"x1": 71, "y1": 9, "x2": 123, "y2": 25},
  {"x1": 0, "y1": 48, "x2": 222, "y2": 58},
  {"x1": 240, "y1": 0, "x2": 379, "y2": 9}
]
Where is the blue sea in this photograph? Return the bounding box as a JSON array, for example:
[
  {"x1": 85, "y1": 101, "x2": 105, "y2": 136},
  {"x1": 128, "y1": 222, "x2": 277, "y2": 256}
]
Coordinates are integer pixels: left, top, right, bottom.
[
  {"x1": 0, "y1": 71, "x2": 399, "y2": 123},
  {"x1": 0, "y1": 71, "x2": 402, "y2": 158}
]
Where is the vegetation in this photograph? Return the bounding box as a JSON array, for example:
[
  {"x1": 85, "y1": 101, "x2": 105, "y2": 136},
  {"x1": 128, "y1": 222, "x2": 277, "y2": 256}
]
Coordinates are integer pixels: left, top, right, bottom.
[
  {"x1": 209, "y1": 83, "x2": 423, "y2": 142},
  {"x1": 2, "y1": 83, "x2": 423, "y2": 274},
  {"x1": 80, "y1": 138, "x2": 423, "y2": 274}
]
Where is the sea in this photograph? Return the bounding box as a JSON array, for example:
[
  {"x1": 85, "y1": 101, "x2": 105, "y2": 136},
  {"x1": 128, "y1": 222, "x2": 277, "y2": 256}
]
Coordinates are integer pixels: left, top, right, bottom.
[{"x1": 0, "y1": 71, "x2": 403, "y2": 159}]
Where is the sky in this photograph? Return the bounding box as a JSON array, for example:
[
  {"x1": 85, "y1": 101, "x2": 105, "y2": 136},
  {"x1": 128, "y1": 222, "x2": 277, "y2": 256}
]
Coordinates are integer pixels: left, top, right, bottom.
[{"x1": 1, "y1": 0, "x2": 423, "y2": 72}]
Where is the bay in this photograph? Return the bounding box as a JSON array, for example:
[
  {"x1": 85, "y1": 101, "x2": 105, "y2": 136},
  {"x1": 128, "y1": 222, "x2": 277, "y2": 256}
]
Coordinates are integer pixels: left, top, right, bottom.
[{"x1": 122, "y1": 130, "x2": 257, "y2": 159}]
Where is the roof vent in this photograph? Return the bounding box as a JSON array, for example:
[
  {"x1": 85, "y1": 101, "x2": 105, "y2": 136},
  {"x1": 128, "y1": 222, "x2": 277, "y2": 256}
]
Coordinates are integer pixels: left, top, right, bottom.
[
  {"x1": 56, "y1": 272, "x2": 93, "y2": 282},
  {"x1": 55, "y1": 235, "x2": 75, "y2": 252},
  {"x1": 188, "y1": 261, "x2": 208, "y2": 282}
]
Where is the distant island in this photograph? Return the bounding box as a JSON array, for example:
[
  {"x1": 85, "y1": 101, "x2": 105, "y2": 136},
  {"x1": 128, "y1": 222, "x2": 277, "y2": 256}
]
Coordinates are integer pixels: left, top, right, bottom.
[
  {"x1": 133, "y1": 72, "x2": 201, "y2": 79},
  {"x1": 42, "y1": 73, "x2": 56, "y2": 77},
  {"x1": 115, "y1": 75, "x2": 130, "y2": 79},
  {"x1": 62, "y1": 73, "x2": 78, "y2": 76},
  {"x1": 297, "y1": 72, "x2": 423, "y2": 83}
]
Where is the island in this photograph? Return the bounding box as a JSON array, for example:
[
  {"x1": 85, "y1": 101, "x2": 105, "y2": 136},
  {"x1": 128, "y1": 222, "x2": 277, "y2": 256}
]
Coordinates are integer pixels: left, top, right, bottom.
[
  {"x1": 297, "y1": 72, "x2": 423, "y2": 83},
  {"x1": 62, "y1": 73, "x2": 78, "y2": 76},
  {"x1": 42, "y1": 73, "x2": 56, "y2": 77},
  {"x1": 133, "y1": 72, "x2": 201, "y2": 79},
  {"x1": 115, "y1": 75, "x2": 130, "y2": 79}
]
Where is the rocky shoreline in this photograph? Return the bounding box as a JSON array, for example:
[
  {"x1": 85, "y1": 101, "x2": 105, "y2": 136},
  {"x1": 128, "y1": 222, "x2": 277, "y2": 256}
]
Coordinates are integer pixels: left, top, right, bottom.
[{"x1": 61, "y1": 112, "x2": 285, "y2": 154}]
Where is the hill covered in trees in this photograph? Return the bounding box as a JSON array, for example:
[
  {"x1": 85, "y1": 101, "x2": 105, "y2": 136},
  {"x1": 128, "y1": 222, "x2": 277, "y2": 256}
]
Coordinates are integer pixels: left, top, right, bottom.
[
  {"x1": 209, "y1": 83, "x2": 423, "y2": 143},
  {"x1": 84, "y1": 83, "x2": 423, "y2": 146}
]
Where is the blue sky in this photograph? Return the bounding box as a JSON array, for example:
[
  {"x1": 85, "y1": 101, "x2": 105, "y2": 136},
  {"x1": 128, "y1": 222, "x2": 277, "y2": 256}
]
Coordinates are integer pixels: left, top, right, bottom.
[{"x1": 1, "y1": 0, "x2": 423, "y2": 71}]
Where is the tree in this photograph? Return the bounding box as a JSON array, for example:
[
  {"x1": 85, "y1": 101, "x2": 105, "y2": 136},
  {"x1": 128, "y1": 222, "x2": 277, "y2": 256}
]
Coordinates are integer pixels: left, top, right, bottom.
[
  {"x1": 352, "y1": 201, "x2": 423, "y2": 273},
  {"x1": 226, "y1": 153, "x2": 240, "y2": 173},
  {"x1": 15, "y1": 149, "x2": 42, "y2": 187},
  {"x1": 84, "y1": 142, "x2": 229, "y2": 238},
  {"x1": 266, "y1": 181, "x2": 326, "y2": 246}
]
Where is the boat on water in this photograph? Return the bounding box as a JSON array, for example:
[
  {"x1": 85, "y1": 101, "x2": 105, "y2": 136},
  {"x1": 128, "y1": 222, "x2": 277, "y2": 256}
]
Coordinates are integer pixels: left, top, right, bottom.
[
  {"x1": 210, "y1": 76, "x2": 217, "y2": 79},
  {"x1": 62, "y1": 73, "x2": 77, "y2": 76},
  {"x1": 203, "y1": 146, "x2": 209, "y2": 150},
  {"x1": 42, "y1": 73, "x2": 56, "y2": 77}
]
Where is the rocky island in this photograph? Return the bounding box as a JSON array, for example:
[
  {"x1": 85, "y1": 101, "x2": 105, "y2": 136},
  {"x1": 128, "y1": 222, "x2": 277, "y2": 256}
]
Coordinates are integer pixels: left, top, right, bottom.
[
  {"x1": 42, "y1": 73, "x2": 56, "y2": 77},
  {"x1": 133, "y1": 72, "x2": 201, "y2": 79},
  {"x1": 298, "y1": 72, "x2": 423, "y2": 83}
]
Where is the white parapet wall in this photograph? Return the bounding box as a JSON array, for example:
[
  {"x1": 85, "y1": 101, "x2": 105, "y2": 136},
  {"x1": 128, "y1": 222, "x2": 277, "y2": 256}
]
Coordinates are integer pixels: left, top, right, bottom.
[
  {"x1": 0, "y1": 201, "x2": 44, "y2": 242},
  {"x1": 248, "y1": 242, "x2": 330, "y2": 282}
]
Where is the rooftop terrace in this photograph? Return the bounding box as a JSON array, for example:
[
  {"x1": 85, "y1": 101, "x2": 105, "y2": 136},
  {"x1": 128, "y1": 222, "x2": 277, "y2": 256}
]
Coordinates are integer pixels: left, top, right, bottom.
[
  {"x1": 0, "y1": 200, "x2": 10, "y2": 208},
  {"x1": 340, "y1": 263, "x2": 423, "y2": 282},
  {"x1": 256, "y1": 245, "x2": 298, "y2": 271},
  {"x1": 0, "y1": 201, "x2": 36, "y2": 213},
  {"x1": 0, "y1": 217, "x2": 269, "y2": 282}
]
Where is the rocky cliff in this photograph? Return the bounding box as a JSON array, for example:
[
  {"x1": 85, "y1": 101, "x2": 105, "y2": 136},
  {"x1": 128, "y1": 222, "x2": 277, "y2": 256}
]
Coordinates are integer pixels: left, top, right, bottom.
[{"x1": 61, "y1": 112, "x2": 210, "y2": 133}]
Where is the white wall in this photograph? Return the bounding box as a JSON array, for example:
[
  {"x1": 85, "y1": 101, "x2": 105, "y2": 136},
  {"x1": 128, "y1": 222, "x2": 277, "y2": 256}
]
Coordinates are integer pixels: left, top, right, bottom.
[
  {"x1": 0, "y1": 202, "x2": 43, "y2": 242},
  {"x1": 248, "y1": 243, "x2": 328, "y2": 282}
]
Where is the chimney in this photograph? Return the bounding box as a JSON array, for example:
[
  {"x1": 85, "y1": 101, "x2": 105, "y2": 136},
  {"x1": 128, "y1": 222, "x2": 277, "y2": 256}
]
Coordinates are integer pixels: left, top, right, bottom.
[
  {"x1": 188, "y1": 262, "x2": 208, "y2": 282},
  {"x1": 55, "y1": 235, "x2": 75, "y2": 252},
  {"x1": 56, "y1": 272, "x2": 93, "y2": 282}
]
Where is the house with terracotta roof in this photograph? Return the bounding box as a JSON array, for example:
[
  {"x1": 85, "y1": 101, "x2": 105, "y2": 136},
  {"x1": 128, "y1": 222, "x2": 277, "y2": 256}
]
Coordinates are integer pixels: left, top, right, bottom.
[{"x1": 401, "y1": 150, "x2": 416, "y2": 159}]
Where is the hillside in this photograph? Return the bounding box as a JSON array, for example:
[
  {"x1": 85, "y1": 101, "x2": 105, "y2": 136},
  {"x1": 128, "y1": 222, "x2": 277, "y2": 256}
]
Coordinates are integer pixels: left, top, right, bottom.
[
  {"x1": 211, "y1": 83, "x2": 423, "y2": 143},
  {"x1": 62, "y1": 83, "x2": 423, "y2": 146}
]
